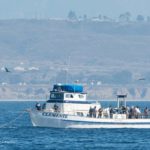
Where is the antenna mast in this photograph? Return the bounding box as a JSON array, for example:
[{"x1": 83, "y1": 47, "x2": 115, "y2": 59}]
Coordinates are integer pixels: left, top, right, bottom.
[{"x1": 65, "y1": 56, "x2": 70, "y2": 84}]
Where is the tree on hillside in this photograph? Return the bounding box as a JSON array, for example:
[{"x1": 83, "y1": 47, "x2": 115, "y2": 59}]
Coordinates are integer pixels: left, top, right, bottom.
[
  {"x1": 98, "y1": 14, "x2": 102, "y2": 20},
  {"x1": 147, "y1": 16, "x2": 150, "y2": 22},
  {"x1": 136, "y1": 15, "x2": 145, "y2": 22},
  {"x1": 119, "y1": 12, "x2": 131, "y2": 22},
  {"x1": 68, "y1": 11, "x2": 77, "y2": 20},
  {"x1": 83, "y1": 14, "x2": 87, "y2": 20},
  {"x1": 103, "y1": 16, "x2": 111, "y2": 22},
  {"x1": 125, "y1": 12, "x2": 131, "y2": 21}
]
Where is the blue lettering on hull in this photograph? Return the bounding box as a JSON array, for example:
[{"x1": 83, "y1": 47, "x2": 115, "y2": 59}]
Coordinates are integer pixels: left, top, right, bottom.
[{"x1": 42, "y1": 112, "x2": 68, "y2": 118}]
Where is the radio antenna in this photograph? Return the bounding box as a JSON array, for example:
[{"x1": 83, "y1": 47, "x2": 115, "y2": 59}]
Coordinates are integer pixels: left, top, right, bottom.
[{"x1": 65, "y1": 56, "x2": 70, "y2": 84}]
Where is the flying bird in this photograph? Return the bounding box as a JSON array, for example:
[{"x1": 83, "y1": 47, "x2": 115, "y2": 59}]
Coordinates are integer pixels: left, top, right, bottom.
[
  {"x1": 138, "y1": 78, "x2": 146, "y2": 81},
  {"x1": 5, "y1": 67, "x2": 11, "y2": 72}
]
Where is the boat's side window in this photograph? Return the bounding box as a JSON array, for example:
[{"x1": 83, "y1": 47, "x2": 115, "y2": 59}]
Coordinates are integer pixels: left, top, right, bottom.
[
  {"x1": 77, "y1": 112, "x2": 84, "y2": 116},
  {"x1": 79, "y1": 94, "x2": 84, "y2": 99},
  {"x1": 51, "y1": 93, "x2": 56, "y2": 98},
  {"x1": 66, "y1": 94, "x2": 74, "y2": 98},
  {"x1": 50, "y1": 93, "x2": 63, "y2": 100}
]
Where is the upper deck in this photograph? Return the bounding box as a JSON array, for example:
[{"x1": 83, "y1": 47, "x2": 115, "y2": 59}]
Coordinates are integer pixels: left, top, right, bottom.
[
  {"x1": 53, "y1": 84, "x2": 84, "y2": 93},
  {"x1": 48, "y1": 84, "x2": 87, "y2": 102}
]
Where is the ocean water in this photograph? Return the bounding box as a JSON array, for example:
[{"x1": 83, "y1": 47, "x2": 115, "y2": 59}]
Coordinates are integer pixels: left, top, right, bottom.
[{"x1": 0, "y1": 101, "x2": 150, "y2": 150}]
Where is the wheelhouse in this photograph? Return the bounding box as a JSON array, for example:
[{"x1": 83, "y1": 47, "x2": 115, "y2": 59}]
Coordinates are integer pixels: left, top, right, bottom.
[{"x1": 45, "y1": 84, "x2": 101, "y2": 116}]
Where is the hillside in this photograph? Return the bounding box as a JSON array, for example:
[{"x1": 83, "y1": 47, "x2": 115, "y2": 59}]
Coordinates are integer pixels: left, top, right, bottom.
[
  {"x1": 0, "y1": 19, "x2": 150, "y2": 63},
  {"x1": 0, "y1": 19, "x2": 150, "y2": 99}
]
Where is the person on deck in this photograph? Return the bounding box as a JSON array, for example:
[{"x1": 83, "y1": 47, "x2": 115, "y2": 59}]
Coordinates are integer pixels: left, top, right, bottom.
[
  {"x1": 135, "y1": 106, "x2": 141, "y2": 119},
  {"x1": 109, "y1": 106, "x2": 113, "y2": 118},
  {"x1": 89, "y1": 107, "x2": 93, "y2": 117},
  {"x1": 54, "y1": 104, "x2": 59, "y2": 112},
  {"x1": 144, "y1": 107, "x2": 149, "y2": 118},
  {"x1": 42, "y1": 103, "x2": 46, "y2": 110},
  {"x1": 35, "y1": 102, "x2": 41, "y2": 111},
  {"x1": 93, "y1": 106, "x2": 97, "y2": 118},
  {"x1": 98, "y1": 108, "x2": 103, "y2": 118}
]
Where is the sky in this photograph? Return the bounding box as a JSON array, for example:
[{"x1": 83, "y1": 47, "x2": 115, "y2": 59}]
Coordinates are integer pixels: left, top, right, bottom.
[{"x1": 0, "y1": 0, "x2": 149, "y2": 19}]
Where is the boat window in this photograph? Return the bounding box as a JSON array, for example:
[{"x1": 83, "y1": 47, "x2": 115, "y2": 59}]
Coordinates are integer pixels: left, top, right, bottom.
[
  {"x1": 51, "y1": 94, "x2": 56, "y2": 98},
  {"x1": 79, "y1": 94, "x2": 84, "y2": 98},
  {"x1": 66, "y1": 94, "x2": 74, "y2": 98},
  {"x1": 77, "y1": 112, "x2": 84, "y2": 116},
  {"x1": 50, "y1": 93, "x2": 63, "y2": 100}
]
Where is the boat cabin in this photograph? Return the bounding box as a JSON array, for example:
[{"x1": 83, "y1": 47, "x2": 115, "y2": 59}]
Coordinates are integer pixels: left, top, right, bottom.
[{"x1": 45, "y1": 84, "x2": 101, "y2": 116}]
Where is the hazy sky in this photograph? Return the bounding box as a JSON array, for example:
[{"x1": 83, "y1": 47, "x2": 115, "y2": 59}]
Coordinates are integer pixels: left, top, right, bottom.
[{"x1": 0, "y1": 0, "x2": 149, "y2": 19}]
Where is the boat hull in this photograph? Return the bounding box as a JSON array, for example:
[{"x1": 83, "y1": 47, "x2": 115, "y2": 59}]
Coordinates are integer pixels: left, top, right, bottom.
[{"x1": 29, "y1": 110, "x2": 150, "y2": 128}]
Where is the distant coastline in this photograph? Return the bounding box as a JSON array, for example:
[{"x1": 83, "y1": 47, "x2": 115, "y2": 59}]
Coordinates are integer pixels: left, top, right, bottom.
[
  {"x1": 0, "y1": 99, "x2": 150, "y2": 102},
  {"x1": 0, "y1": 99, "x2": 46, "y2": 102}
]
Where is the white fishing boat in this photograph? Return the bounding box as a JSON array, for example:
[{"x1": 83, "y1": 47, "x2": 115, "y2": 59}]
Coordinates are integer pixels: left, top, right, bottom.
[{"x1": 28, "y1": 84, "x2": 150, "y2": 128}]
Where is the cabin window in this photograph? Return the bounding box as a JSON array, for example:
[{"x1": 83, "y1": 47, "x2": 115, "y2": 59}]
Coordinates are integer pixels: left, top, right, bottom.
[
  {"x1": 77, "y1": 112, "x2": 84, "y2": 116},
  {"x1": 66, "y1": 94, "x2": 74, "y2": 98},
  {"x1": 50, "y1": 93, "x2": 63, "y2": 100},
  {"x1": 51, "y1": 94, "x2": 56, "y2": 98},
  {"x1": 79, "y1": 94, "x2": 84, "y2": 99}
]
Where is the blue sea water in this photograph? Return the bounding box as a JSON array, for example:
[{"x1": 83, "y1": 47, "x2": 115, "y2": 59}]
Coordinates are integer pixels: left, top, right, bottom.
[{"x1": 0, "y1": 101, "x2": 150, "y2": 150}]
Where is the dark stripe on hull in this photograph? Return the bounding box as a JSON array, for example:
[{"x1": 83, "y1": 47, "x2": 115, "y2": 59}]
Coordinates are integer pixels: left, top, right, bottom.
[{"x1": 47, "y1": 100, "x2": 97, "y2": 104}]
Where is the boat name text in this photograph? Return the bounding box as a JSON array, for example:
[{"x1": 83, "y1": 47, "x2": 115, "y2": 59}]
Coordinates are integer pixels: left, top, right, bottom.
[{"x1": 42, "y1": 112, "x2": 68, "y2": 118}]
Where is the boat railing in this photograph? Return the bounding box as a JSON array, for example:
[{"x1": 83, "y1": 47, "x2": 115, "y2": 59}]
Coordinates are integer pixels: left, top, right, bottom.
[
  {"x1": 34, "y1": 107, "x2": 150, "y2": 119},
  {"x1": 128, "y1": 113, "x2": 150, "y2": 119}
]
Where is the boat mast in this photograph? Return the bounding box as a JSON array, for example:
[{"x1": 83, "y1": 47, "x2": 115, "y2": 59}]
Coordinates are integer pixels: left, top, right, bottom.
[{"x1": 65, "y1": 56, "x2": 70, "y2": 84}]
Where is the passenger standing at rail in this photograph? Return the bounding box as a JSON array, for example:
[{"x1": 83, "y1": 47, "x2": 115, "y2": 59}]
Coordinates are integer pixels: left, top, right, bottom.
[
  {"x1": 89, "y1": 107, "x2": 93, "y2": 117},
  {"x1": 98, "y1": 108, "x2": 103, "y2": 118},
  {"x1": 54, "y1": 104, "x2": 59, "y2": 112},
  {"x1": 129, "y1": 106, "x2": 134, "y2": 118},
  {"x1": 121, "y1": 106, "x2": 126, "y2": 114},
  {"x1": 93, "y1": 106, "x2": 97, "y2": 118},
  {"x1": 144, "y1": 107, "x2": 149, "y2": 118},
  {"x1": 126, "y1": 106, "x2": 130, "y2": 118},
  {"x1": 42, "y1": 103, "x2": 46, "y2": 110},
  {"x1": 35, "y1": 102, "x2": 41, "y2": 111},
  {"x1": 135, "y1": 106, "x2": 141, "y2": 119},
  {"x1": 109, "y1": 107, "x2": 113, "y2": 118}
]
